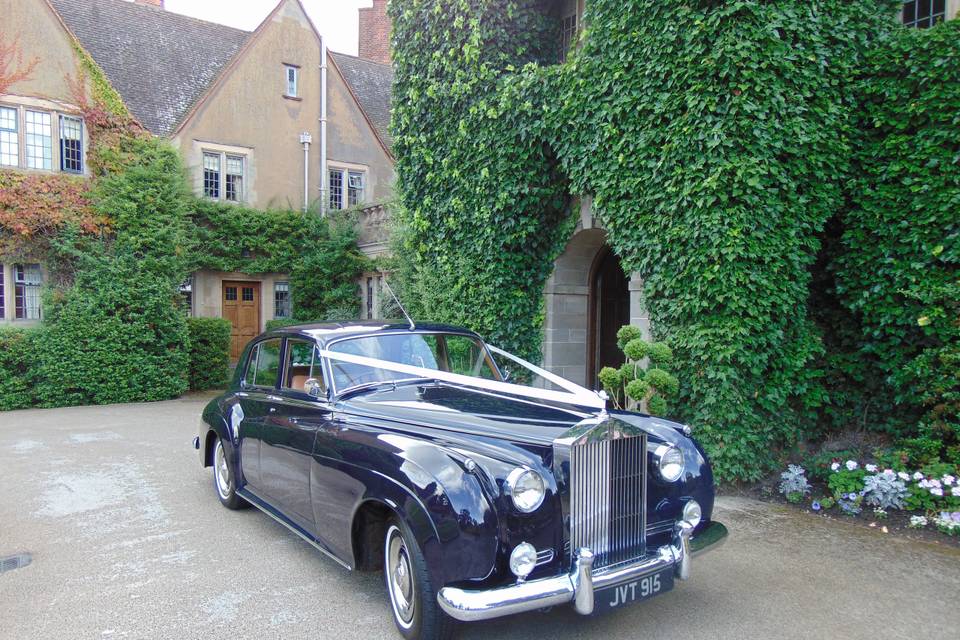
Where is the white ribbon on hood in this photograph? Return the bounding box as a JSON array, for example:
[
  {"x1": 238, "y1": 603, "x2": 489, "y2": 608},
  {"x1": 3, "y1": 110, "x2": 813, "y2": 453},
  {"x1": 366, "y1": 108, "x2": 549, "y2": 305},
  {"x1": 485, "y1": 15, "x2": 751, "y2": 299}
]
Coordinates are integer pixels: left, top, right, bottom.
[{"x1": 317, "y1": 344, "x2": 606, "y2": 410}]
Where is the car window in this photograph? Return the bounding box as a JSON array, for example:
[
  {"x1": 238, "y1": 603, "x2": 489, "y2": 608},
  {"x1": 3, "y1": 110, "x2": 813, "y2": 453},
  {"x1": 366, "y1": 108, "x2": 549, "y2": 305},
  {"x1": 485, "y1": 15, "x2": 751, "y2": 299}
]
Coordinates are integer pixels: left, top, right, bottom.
[
  {"x1": 252, "y1": 339, "x2": 281, "y2": 388},
  {"x1": 444, "y1": 335, "x2": 498, "y2": 379},
  {"x1": 243, "y1": 343, "x2": 260, "y2": 387},
  {"x1": 283, "y1": 339, "x2": 325, "y2": 395}
]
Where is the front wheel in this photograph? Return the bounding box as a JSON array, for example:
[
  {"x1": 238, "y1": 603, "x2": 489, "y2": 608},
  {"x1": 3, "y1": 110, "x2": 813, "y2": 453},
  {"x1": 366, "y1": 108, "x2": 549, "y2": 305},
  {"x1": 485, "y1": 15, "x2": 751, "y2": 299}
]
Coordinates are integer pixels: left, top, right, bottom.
[
  {"x1": 384, "y1": 517, "x2": 454, "y2": 640},
  {"x1": 213, "y1": 437, "x2": 247, "y2": 510}
]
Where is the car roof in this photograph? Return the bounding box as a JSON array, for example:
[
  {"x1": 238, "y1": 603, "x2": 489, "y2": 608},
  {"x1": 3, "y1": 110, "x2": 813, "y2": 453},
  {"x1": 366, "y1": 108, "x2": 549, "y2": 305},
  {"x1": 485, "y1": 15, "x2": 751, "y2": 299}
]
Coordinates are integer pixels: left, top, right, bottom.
[{"x1": 266, "y1": 321, "x2": 484, "y2": 347}]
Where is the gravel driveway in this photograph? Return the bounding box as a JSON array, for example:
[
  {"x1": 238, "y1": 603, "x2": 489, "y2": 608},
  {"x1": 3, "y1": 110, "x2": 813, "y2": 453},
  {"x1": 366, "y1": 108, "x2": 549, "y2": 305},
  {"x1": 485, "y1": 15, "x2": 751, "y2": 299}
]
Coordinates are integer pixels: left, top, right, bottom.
[{"x1": 1, "y1": 395, "x2": 958, "y2": 639}]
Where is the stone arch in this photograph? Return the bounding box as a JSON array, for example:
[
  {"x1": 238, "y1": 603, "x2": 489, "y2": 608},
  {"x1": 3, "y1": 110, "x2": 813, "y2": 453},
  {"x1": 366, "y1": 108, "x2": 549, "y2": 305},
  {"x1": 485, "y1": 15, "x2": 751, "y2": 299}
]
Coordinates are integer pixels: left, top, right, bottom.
[{"x1": 541, "y1": 200, "x2": 649, "y2": 387}]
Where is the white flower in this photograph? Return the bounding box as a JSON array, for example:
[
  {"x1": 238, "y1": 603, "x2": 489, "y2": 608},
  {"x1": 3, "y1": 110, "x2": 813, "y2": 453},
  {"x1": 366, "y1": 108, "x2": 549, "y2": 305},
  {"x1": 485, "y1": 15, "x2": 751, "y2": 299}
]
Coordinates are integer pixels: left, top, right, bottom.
[
  {"x1": 865, "y1": 464, "x2": 878, "y2": 472},
  {"x1": 913, "y1": 471, "x2": 925, "y2": 481},
  {"x1": 931, "y1": 487, "x2": 944, "y2": 497},
  {"x1": 845, "y1": 460, "x2": 859, "y2": 471},
  {"x1": 942, "y1": 475, "x2": 956, "y2": 486},
  {"x1": 898, "y1": 472, "x2": 911, "y2": 481},
  {"x1": 952, "y1": 486, "x2": 960, "y2": 497},
  {"x1": 831, "y1": 462, "x2": 840, "y2": 472},
  {"x1": 930, "y1": 478, "x2": 942, "y2": 488},
  {"x1": 909, "y1": 515, "x2": 928, "y2": 528}
]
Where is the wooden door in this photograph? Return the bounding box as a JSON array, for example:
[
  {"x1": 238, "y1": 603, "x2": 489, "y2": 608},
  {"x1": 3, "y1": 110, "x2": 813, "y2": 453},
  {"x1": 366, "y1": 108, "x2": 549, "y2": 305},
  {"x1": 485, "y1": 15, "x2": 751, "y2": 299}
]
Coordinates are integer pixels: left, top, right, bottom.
[
  {"x1": 223, "y1": 281, "x2": 261, "y2": 362},
  {"x1": 589, "y1": 249, "x2": 630, "y2": 388}
]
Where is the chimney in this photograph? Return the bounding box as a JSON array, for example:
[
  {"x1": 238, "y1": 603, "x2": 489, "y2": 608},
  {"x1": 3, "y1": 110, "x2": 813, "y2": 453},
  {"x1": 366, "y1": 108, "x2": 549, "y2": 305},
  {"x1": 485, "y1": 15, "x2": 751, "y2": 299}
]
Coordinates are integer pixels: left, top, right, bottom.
[
  {"x1": 134, "y1": 0, "x2": 165, "y2": 8},
  {"x1": 358, "y1": 0, "x2": 391, "y2": 65}
]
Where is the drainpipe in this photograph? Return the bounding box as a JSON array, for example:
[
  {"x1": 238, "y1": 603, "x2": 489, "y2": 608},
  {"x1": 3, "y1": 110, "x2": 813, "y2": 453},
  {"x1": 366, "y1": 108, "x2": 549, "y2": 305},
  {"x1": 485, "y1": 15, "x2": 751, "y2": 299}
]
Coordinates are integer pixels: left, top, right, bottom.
[
  {"x1": 319, "y1": 37, "x2": 328, "y2": 216},
  {"x1": 299, "y1": 132, "x2": 312, "y2": 212}
]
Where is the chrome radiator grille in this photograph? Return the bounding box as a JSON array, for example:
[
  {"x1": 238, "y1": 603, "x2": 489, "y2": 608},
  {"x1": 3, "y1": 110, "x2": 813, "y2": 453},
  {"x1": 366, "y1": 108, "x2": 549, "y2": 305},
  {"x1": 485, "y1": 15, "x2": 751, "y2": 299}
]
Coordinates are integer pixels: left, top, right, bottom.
[{"x1": 569, "y1": 433, "x2": 647, "y2": 569}]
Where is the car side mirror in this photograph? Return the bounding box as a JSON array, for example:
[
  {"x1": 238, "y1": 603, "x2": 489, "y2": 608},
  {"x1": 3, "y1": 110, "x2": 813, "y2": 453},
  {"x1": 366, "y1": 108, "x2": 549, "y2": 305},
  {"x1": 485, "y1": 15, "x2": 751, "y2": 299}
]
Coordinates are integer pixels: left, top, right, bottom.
[{"x1": 304, "y1": 378, "x2": 324, "y2": 398}]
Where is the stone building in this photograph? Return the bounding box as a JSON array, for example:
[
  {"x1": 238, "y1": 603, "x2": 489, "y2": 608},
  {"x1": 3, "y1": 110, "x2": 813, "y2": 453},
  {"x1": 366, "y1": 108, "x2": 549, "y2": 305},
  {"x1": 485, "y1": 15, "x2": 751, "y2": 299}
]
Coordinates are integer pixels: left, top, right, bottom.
[{"x1": 1, "y1": 0, "x2": 394, "y2": 359}]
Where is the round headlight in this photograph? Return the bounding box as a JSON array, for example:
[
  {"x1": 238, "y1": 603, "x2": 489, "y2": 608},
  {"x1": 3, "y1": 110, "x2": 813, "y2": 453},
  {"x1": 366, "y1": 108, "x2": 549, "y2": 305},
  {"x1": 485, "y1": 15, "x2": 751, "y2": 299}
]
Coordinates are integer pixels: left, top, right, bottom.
[
  {"x1": 656, "y1": 444, "x2": 685, "y2": 482},
  {"x1": 683, "y1": 499, "x2": 702, "y2": 528},
  {"x1": 506, "y1": 467, "x2": 546, "y2": 513},
  {"x1": 509, "y1": 542, "x2": 538, "y2": 580}
]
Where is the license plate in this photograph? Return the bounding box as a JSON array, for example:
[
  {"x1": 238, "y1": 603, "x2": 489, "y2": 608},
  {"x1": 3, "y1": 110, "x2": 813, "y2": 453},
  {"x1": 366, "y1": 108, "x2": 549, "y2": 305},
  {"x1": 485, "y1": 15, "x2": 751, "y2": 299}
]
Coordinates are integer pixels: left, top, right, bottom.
[{"x1": 594, "y1": 568, "x2": 674, "y2": 614}]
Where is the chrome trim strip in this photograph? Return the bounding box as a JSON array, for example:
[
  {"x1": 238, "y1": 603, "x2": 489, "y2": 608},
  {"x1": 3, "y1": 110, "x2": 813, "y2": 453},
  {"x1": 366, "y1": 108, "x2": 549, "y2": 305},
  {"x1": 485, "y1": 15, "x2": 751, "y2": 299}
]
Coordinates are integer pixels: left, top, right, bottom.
[
  {"x1": 238, "y1": 488, "x2": 353, "y2": 571},
  {"x1": 437, "y1": 521, "x2": 727, "y2": 622}
]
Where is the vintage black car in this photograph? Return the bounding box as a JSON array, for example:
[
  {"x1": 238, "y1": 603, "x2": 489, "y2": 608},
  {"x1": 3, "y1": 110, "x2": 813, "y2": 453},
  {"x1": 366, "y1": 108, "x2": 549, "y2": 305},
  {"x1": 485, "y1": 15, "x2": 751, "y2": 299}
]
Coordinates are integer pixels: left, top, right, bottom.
[{"x1": 195, "y1": 322, "x2": 727, "y2": 640}]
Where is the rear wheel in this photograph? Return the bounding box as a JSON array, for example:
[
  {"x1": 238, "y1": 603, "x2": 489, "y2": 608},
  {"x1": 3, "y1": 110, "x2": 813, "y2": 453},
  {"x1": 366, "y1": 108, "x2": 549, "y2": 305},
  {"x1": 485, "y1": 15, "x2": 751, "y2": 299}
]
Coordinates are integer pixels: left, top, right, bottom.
[
  {"x1": 213, "y1": 437, "x2": 246, "y2": 510},
  {"x1": 384, "y1": 516, "x2": 454, "y2": 640}
]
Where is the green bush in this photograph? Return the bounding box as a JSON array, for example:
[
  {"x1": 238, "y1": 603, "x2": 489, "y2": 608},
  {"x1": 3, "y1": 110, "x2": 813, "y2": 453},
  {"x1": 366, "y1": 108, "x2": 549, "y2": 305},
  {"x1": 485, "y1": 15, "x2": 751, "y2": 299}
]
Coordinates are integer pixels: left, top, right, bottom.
[
  {"x1": 187, "y1": 317, "x2": 232, "y2": 390},
  {"x1": 0, "y1": 328, "x2": 37, "y2": 411},
  {"x1": 32, "y1": 250, "x2": 190, "y2": 407}
]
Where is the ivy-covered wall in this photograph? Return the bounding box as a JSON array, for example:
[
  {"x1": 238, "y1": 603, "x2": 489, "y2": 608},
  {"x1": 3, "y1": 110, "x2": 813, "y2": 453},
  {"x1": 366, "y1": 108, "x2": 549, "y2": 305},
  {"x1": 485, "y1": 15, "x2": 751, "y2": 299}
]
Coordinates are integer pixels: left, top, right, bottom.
[{"x1": 391, "y1": 0, "x2": 957, "y2": 481}]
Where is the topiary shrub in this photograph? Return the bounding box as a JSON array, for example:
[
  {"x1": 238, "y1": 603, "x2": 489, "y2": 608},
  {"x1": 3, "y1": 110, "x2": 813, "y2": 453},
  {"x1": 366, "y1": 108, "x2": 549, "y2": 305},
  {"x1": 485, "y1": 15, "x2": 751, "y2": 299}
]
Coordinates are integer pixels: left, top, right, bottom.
[
  {"x1": 598, "y1": 326, "x2": 679, "y2": 416},
  {"x1": 187, "y1": 317, "x2": 232, "y2": 391},
  {"x1": 0, "y1": 327, "x2": 38, "y2": 411}
]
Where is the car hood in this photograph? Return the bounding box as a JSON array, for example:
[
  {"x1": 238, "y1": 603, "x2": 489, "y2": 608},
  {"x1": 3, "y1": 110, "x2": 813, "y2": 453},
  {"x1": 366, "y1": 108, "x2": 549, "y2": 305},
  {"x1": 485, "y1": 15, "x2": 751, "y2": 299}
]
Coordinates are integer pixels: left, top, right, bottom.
[{"x1": 335, "y1": 382, "x2": 594, "y2": 446}]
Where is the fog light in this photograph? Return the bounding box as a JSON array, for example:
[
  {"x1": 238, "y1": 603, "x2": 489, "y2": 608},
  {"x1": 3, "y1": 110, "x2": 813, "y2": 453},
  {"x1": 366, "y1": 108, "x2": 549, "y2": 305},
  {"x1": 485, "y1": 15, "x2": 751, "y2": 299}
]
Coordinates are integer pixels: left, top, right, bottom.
[
  {"x1": 509, "y1": 542, "x2": 538, "y2": 580},
  {"x1": 683, "y1": 499, "x2": 702, "y2": 528}
]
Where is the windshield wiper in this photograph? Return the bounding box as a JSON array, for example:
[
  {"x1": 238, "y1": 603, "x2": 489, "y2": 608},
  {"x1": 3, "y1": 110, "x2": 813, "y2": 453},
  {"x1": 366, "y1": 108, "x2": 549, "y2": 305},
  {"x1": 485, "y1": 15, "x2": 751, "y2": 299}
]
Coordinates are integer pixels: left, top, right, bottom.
[{"x1": 339, "y1": 377, "x2": 436, "y2": 399}]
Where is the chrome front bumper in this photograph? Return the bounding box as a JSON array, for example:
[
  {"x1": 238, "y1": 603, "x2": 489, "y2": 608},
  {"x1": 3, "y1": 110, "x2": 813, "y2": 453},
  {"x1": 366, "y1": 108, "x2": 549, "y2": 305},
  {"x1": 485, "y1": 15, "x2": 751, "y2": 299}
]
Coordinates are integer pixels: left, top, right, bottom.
[{"x1": 437, "y1": 520, "x2": 727, "y2": 622}]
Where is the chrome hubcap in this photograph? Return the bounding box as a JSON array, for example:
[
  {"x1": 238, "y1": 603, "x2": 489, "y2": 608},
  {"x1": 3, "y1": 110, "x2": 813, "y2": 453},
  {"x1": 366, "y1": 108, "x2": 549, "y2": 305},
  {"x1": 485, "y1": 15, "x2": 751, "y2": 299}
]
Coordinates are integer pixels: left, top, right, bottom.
[
  {"x1": 214, "y1": 441, "x2": 230, "y2": 498},
  {"x1": 386, "y1": 526, "x2": 415, "y2": 627}
]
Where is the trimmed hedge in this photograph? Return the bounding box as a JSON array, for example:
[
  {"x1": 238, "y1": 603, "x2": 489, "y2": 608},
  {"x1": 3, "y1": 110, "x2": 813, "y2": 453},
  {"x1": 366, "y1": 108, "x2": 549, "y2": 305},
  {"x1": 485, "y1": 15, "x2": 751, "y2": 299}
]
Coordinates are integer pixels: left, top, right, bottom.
[
  {"x1": 0, "y1": 328, "x2": 37, "y2": 411},
  {"x1": 187, "y1": 317, "x2": 232, "y2": 390}
]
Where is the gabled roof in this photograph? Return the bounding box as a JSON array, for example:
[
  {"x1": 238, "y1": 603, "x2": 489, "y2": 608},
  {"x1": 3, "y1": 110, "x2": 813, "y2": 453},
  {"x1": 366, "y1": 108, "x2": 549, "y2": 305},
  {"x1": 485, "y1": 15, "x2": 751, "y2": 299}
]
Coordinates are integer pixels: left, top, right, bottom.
[
  {"x1": 330, "y1": 51, "x2": 394, "y2": 149},
  {"x1": 48, "y1": 0, "x2": 249, "y2": 136}
]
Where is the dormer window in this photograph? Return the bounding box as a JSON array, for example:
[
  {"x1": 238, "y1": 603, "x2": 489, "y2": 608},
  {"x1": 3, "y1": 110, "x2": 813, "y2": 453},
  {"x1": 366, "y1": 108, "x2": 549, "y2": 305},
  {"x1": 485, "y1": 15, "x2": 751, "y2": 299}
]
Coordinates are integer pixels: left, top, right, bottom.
[{"x1": 284, "y1": 64, "x2": 299, "y2": 98}]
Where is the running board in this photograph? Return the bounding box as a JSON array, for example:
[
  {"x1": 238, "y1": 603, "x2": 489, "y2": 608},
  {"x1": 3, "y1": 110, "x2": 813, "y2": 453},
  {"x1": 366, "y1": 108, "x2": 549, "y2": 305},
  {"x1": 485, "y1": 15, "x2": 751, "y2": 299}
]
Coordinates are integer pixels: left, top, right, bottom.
[{"x1": 237, "y1": 488, "x2": 352, "y2": 571}]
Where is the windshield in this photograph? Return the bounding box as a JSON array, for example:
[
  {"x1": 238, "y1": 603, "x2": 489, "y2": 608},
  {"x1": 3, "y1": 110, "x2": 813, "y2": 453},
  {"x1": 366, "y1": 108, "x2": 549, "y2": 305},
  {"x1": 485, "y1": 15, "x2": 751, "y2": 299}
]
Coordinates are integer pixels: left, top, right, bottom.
[{"x1": 328, "y1": 332, "x2": 501, "y2": 393}]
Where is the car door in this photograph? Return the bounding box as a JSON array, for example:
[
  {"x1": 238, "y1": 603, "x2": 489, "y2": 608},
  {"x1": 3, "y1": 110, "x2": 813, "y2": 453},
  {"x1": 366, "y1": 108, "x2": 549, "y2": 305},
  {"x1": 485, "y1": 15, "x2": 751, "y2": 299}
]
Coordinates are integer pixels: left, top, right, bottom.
[
  {"x1": 236, "y1": 338, "x2": 282, "y2": 494},
  {"x1": 259, "y1": 338, "x2": 329, "y2": 535}
]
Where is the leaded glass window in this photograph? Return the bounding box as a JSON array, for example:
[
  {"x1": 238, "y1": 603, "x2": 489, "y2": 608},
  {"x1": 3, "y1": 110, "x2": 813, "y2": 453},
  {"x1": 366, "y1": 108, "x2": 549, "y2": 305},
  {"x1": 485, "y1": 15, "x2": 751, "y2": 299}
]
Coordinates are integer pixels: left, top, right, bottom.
[
  {"x1": 0, "y1": 107, "x2": 18, "y2": 167},
  {"x1": 14, "y1": 263, "x2": 42, "y2": 320},
  {"x1": 348, "y1": 170, "x2": 365, "y2": 206},
  {"x1": 203, "y1": 152, "x2": 220, "y2": 199},
  {"x1": 225, "y1": 155, "x2": 244, "y2": 202},
  {"x1": 902, "y1": 0, "x2": 946, "y2": 28},
  {"x1": 329, "y1": 168, "x2": 344, "y2": 210},
  {"x1": 274, "y1": 281, "x2": 291, "y2": 319},
  {"x1": 60, "y1": 115, "x2": 83, "y2": 173},
  {"x1": 25, "y1": 110, "x2": 52, "y2": 170}
]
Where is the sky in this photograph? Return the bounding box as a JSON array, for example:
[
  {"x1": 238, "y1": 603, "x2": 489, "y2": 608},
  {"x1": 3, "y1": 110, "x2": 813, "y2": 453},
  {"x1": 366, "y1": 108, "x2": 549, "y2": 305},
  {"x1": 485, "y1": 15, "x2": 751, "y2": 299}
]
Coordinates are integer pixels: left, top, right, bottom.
[{"x1": 162, "y1": 0, "x2": 373, "y2": 55}]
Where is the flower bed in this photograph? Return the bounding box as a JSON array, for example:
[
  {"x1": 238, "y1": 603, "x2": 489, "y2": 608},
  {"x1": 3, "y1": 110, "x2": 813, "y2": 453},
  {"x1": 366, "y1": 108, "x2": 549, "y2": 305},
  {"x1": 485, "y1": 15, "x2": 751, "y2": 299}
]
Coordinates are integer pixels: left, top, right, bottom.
[{"x1": 776, "y1": 458, "x2": 960, "y2": 539}]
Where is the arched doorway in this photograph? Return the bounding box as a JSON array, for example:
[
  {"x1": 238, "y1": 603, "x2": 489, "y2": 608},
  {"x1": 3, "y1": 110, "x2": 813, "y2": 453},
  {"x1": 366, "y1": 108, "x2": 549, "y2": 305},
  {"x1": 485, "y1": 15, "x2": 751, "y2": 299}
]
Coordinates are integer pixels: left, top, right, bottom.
[
  {"x1": 541, "y1": 220, "x2": 646, "y2": 389},
  {"x1": 588, "y1": 248, "x2": 630, "y2": 387}
]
